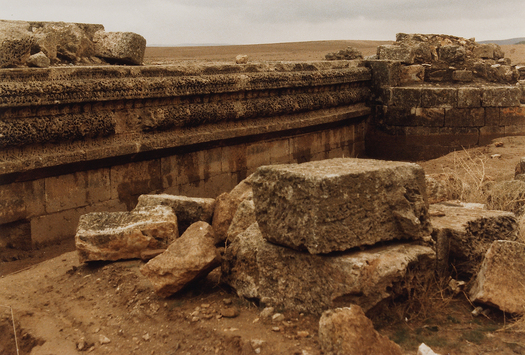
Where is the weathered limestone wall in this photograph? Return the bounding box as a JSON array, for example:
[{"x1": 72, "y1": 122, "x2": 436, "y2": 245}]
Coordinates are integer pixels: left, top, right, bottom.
[
  {"x1": 365, "y1": 34, "x2": 525, "y2": 161},
  {"x1": 0, "y1": 61, "x2": 371, "y2": 248}
]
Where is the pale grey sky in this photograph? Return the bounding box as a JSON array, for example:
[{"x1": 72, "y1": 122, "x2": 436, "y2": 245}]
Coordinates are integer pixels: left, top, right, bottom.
[{"x1": 2, "y1": 0, "x2": 524, "y2": 45}]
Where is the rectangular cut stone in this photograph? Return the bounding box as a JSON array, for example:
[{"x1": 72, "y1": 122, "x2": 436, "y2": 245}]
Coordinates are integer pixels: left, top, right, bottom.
[
  {"x1": 452, "y1": 70, "x2": 474, "y2": 82},
  {"x1": 469, "y1": 240, "x2": 525, "y2": 314},
  {"x1": 414, "y1": 108, "x2": 445, "y2": 126},
  {"x1": 399, "y1": 65, "x2": 425, "y2": 85},
  {"x1": 110, "y1": 159, "x2": 162, "y2": 210},
  {"x1": 222, "y1": 223, "x2": 435, "y2": 314},
  {"x1": 377, "y1": 45, "x2": 415, "y2": 64},
  {"x1": 420, "y1": 87, "x2": 457, "y2": 108},
  {"x1": 430, "y1": 202, "x2": 518, "y2": 276},
  {"x1": 252, "y1": 158, "x2": 432, "y2": 254},
  {"x1": 482, "y1": 86, "x2": 521, "y2": 107},
  {"x1": 135, "y1": 194, "x2": 215, "y2": 233},
  {"x1": 0, "y1": 180, "x2": 45, "y2": 224},
  {"x1": 75, "y1": 205, "x2": 178, "y2": 263},
  {"x1": 485, "y1": 107, "x2": 500, "y2": 125},
  {"x1": 366, "y1": 60, "x2": 401, "y2": 90},
  {"x1": 457, "y1": 87, "x2": 481, "y2": 108},
  {"x1": 45, "y1": 172, "x2": 87, "y2": 213},
  {"x1": 389, "y1": 87, "x2": 421, "y2": 108},
  {"x1": 444, "y1": 108, "x2": 484, "y2": 127},
  {"x1": 500, "y1": 106, "x2": 525, "y2": 126},
  {"x1": 385, "y1": 107, "x2": 444, "y2": 127}
]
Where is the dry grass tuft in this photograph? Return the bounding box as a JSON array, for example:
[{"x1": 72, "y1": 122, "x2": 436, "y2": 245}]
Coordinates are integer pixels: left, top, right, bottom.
[
  {"x1": 390, "y1": 268, "x2": 458, "y2": 323},
  {"x1": 485, "y1": 180, "x2": 525, "y2": 214},
  {"x1": 442, "y1": 149, "x2": 493, "y2": 203}
]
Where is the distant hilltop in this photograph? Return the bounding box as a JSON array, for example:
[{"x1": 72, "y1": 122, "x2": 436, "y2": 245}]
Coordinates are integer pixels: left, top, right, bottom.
[{"x1": 479, "y1": 37, "x2": 525, "y2": 45}]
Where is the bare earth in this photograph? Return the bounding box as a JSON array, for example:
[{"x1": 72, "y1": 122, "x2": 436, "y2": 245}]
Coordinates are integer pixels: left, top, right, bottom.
[{"x1": 1, "y1": 41, "x2": 525, "y2": 355}]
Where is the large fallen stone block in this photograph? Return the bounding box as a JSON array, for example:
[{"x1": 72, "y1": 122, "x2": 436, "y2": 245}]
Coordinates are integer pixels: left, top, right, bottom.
[
  {"x1": 75, "y1": 205, "x2": 178, "y2": 263},
  {"x1": 469, "y1": 240, "x2": 525, "y2": 314},
  {"x1": 93, "y1": 31, "x2": 146, "y2": 65},
  {"x1": 135, "y1": 194, "x2": 215, "y2": 234},
  {"x1": 319, "y1": 306, "x2": 403, "y2": 355},
  {"x1": 222, "y1": 223, "x2": 435, "y2": 314},
  {"x1": 430, "y1": 202, "x2": 518, "y2": 276},
  {"x1": 140, "y1": 221, "x2": 221, "y2": 297},
  {"x1": 252, "y1": 158, "x2": 432, "y2": 254}
]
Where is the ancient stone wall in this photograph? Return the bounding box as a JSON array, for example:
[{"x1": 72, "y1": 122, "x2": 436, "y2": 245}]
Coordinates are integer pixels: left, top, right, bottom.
[
  {"x1": 0, "y1": 61, "x2": 371, "y2": 248},
  {"x1": 2, "y1": 32, "x2": 525, "y2": 250},
  {"x1": 365, "y1": 34, "x2": 525, "y2": 161}
]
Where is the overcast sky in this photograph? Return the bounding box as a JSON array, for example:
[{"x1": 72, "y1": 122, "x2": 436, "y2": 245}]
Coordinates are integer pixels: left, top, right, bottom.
[{"x1": 2, "y1": 0, "x2": 524, "y2": 45}]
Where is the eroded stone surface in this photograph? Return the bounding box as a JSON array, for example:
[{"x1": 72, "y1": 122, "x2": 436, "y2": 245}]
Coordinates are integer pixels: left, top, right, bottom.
[
  {"x1": 75, "y1": 205, "x2": 178, "y2": 263},
  {"x1": 430, "y1": 202, "x2": 518, "y2": 276},
  {"x1": 318, "y1": 306, "x2": 403, "y2": 355},
  {"x1": 135, "y1": 194, "x2": 215, "y2": 234},
  {"x1": 222, "y1": 223, "x2": 435, "y2": 314},
  {"x1": 212, "y1": 175, "x2": 254, "y2": 244},
  {"x1": 0, "y1": 20, "x2": 33, "y2": 68},
  {"x1": 140, "y1": 221, "x2": 221, "y2": 297},
  {"x1": 469, "y1": 240, "x2": 525, "y2": 314},
  {"x1": 252, "y1": 158, "x2": 432, "y2": 254},
  {"x1": 0, "y1": 20, "x2": 145, "y2": 67},
  {"x1": 93, "y1": 31, "x2": 146, "y2": 65},
  {"x1": 226, "y1": 199, "x2": 256, "y2": 242}
]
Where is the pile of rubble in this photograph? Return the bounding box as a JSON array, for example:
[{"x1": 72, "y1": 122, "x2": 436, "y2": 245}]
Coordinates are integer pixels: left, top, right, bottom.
[
  {"x1": 375, "y1": 33, "x2": 519, "y2": 83},
  {"x1": 0, "y1": 20, "x2": 146, "y2": 68},
  {"x1": 75, "y1": 157, "x2": 525, "y2": 354}
]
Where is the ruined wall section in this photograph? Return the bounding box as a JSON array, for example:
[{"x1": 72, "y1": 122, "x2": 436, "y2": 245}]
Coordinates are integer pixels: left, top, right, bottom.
[
  {"x1": 0, "y1": 61, "x2": 371, "y2": 247},
  {"x1": 366, "y1": 33, "x2": 525, "y2": 161}
]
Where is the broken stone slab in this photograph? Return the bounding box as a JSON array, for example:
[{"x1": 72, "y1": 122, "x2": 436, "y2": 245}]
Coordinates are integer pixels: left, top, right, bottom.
[
  {"x1": 252, "y1": 158, "x2": 432, "y2": 254},
  {"x1": 222, "y1": 222, "x2": 435, "y2": 314},
  {"x1": 212, "y1": 174, "x2": 254, "y2": 244},
  {"x1": 430, "y1": 202, "x2": 518, "y2": 276},
  {"x1": 469, "y1": 240, "x2": 525, "y2": 315},
  {"x1": 226, "y1": 199, "x2": 256, "y2": 242},
  {"x1": 140, "y1": 221, "x2": 221, "y2": 297},
  {"x1": 318, "y1": 306, "x2": 403, "y2": 355},
  {"x1": 93, "y1": 31, "x2": 146, "y2": 65},
  {"x1": 0, "y1": 20, "x2": 33, "y2": 68},
  {"x1": 134, "y1": 194, "x2": 215, "y2": 234},
  {"x1": 75, "y1": 205, "x2": 178, "y2": 263}
]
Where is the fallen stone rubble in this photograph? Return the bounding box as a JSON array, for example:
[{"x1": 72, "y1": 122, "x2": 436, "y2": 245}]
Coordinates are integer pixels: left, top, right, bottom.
[
  {"x1": 0, "y1": 19, "x2": 146, "y2": 68},
  {"x1": 73, "y1": 156, "x2": 525, "y2": 353},
  {"x1": 430, "y1": 201, "x2": 518, "y2": 276}
]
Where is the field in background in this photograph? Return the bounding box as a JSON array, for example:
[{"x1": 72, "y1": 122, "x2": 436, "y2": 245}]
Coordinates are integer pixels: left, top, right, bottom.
[
  {"x1": 144, "y1": 40, "x2": 391, "y2": 64},
  {"x1": 144, "y1": 40, "x2": 525, "y2": 65}
]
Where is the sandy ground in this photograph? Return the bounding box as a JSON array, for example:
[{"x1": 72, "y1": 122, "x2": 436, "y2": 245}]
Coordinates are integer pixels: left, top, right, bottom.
[{"x1": 1, "y1": 41, "x2": 525, "y2": 355}]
